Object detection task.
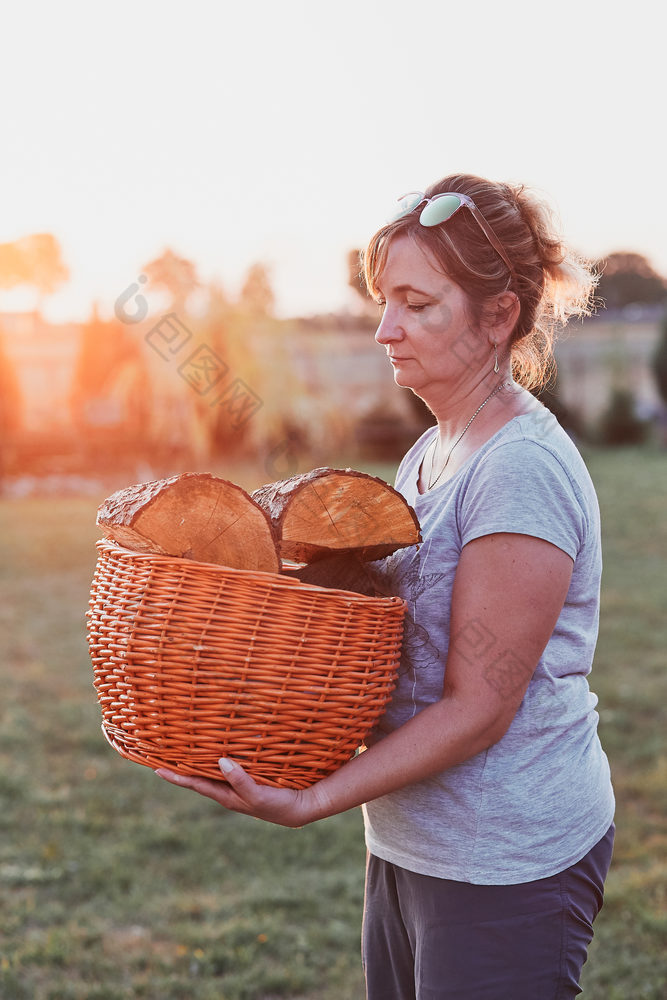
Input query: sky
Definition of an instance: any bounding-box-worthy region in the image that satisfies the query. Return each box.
[1,0,664,322]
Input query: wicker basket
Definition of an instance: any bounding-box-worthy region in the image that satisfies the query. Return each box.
[87,540,406,789]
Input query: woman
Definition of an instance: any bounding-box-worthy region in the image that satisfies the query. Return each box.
[157,173,615,999]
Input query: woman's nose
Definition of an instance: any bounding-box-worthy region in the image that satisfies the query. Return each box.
[375,309,403,346]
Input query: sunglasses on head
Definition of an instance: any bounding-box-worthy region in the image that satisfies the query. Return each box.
[390,190,516,284]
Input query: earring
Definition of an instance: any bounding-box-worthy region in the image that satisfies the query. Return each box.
[493,343,499,374]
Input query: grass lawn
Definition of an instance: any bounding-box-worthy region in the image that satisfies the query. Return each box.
[0,448,665,999]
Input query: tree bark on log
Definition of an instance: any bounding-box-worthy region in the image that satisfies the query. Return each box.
[252,467,421,564]
[97,473,281,573]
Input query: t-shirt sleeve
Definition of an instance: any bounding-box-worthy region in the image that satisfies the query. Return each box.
[458,438,587,560]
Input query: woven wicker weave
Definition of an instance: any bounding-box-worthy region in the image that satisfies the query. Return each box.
[87,540,406,789]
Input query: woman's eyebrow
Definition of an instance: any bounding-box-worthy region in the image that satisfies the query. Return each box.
[375,282,435,297]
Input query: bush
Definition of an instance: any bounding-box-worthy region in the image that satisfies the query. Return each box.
[532,370,586,441]
[652,314,667,407]
[597,387,649,445]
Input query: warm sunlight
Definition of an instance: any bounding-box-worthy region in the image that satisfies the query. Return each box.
[1,0,665,485]
[1,8,665,999]
[1,0,664,324]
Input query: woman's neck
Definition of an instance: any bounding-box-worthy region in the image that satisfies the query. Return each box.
[424,367,514,438]
[417,378,540,493]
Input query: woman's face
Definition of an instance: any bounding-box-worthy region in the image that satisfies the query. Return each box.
[374,234,488,402]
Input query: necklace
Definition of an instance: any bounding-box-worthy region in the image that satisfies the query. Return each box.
[427,380,510,490]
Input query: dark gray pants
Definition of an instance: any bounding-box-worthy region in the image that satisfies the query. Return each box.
[362,824,614,1000]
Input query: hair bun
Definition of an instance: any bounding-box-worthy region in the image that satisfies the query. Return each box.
[508,184,598,388]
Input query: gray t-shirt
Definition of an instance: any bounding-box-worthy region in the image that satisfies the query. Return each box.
[363,406,615,884]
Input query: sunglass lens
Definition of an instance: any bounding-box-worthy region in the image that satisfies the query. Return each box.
[419,194,463,228]
[389,191,424,222]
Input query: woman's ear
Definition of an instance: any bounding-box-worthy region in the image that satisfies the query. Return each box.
[484,292,520,348]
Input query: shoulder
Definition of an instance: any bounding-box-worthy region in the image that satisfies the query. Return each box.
[457,408,598,559]
[472,408,594,501]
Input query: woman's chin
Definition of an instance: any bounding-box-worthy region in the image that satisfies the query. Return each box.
[391,371,432,406]
[390,365,415,388]
[392,369,421,392]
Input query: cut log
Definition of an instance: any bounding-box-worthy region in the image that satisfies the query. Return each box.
[252,467,421,564]
[97,473,281,573]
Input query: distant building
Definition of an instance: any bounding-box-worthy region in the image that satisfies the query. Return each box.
[554,316,663,427]
[0,312,80,433]
[0,309,662,474]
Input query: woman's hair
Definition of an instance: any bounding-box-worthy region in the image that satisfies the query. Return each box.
[362,173,598,391]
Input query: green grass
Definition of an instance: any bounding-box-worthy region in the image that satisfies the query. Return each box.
[576,448,667,999]
[0,449,665,998]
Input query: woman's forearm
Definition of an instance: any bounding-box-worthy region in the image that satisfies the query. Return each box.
[156,684,511,830]
[305,691,503,823]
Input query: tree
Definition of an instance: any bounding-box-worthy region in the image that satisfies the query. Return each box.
[531,369,584,440]
[238,263,274,317]
[596,252,667,310]
[0,328,22,430]
[199,277,301,456]
[142,249,199,313]
[69,305,151,438]
[597,387,648,445]
[0,233,68,305]
[0,327,23,483]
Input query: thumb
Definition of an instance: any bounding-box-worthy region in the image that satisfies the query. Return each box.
[218,756,256,797]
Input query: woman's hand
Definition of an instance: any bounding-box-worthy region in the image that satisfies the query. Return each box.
[154,758,323,828]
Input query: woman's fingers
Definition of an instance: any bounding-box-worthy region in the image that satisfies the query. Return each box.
[154,759,315,828]
[154,766,248,809]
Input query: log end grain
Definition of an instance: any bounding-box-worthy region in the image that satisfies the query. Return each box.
[97,473,281,573]
[253,467,421,563]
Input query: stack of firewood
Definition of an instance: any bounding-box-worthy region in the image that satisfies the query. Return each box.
[97,468,421,595]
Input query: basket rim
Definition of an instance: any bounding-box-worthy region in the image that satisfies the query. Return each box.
[95,537,407,607]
